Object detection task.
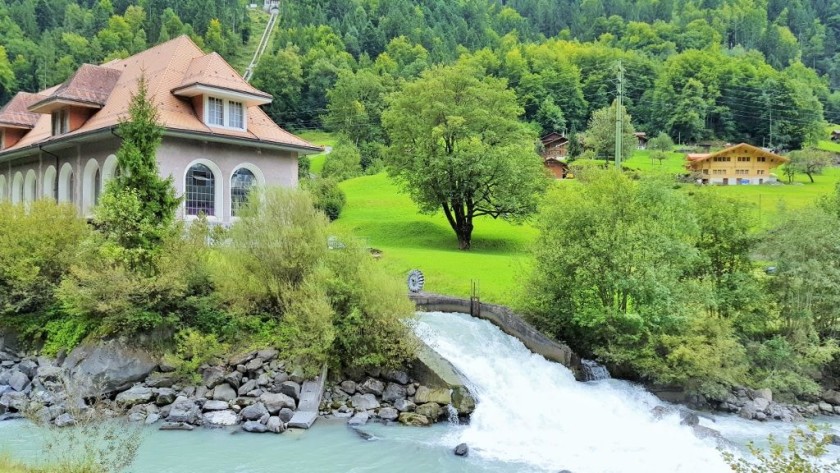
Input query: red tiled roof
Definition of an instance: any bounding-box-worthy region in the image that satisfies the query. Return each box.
[1,36,319,154]
[0,92,43,128]
[175,52,271,100]
[29,64,122,111]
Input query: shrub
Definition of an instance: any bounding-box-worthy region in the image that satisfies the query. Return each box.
[306,178,346,221]
[163,328,229,384]
[722,424,840,473]
[321,139,362,181]
[0,201,88,318]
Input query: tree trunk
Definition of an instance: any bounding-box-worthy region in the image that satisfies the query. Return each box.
[456,225,472,250]
[806,172,814,183]
[442,202,474,251]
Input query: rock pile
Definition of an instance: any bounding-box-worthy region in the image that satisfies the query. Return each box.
[710,387,804,422]
[320,369,475,427]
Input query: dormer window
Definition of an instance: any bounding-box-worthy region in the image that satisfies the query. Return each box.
[52,109,69,136]
[204,96,245,130]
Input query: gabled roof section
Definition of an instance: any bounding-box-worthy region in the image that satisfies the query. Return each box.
[0,35,320,157]
[0,92,42,129]
[172,52,272,105]
[686,143,789,163]
[29,64,122,113]
[541,131,568,145]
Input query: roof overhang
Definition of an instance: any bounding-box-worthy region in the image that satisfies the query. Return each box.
[28,97,103,114]
[0,121,34,130]
[171,83,272,107]
[164,128,322,154]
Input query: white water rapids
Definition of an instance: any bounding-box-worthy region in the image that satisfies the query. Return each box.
[413,311,734,473]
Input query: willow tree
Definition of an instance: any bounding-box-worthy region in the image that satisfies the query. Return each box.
[382,64,548,250]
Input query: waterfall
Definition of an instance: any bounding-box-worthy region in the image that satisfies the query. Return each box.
[580,359,611,381]
[414,312,732,473]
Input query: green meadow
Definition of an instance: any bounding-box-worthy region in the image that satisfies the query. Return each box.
[314,138,840,305]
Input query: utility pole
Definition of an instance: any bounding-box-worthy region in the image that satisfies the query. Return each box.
[769,107,773,150]
[614,61,624,169]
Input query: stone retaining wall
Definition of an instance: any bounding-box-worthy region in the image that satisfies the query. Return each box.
[409,293,581,378]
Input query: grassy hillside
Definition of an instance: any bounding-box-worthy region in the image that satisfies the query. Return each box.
[229,9,272,74]
[332,174,537,305]
[298,131,338,175]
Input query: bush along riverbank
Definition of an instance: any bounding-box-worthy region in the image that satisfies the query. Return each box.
[0,341,475,432]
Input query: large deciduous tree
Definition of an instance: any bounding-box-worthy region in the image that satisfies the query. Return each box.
[585,99,636,163]
[382,64,548,250]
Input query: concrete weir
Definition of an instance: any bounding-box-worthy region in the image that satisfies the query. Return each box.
[288,364,327,429]
[409,293,582,379]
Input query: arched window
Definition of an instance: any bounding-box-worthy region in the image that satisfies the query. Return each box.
[24,170,37,203]
[11,172,23,204]
[231,168,257,217]
[94,168,102,205]
[0,175,6,201]
[186,163,216,216]
[59,163,75,204]
[43,166,57,200]
[82,159,100,216]
[102,154,118,187]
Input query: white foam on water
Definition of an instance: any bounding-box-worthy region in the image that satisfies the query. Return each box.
[414,312,733,473]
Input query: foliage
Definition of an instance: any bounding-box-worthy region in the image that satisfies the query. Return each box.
[163,328,229,384]
[321,139,362,182]
[383,63,548,250]
[0,201,88,318]
[787,148,833,183]
[98,75,179,273]
[722,424,840,473]
[214,187,414,372]
[585,100,637,164]
[306,178,346,221]
[647,132,674,165]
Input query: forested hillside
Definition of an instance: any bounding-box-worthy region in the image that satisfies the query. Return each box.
[2,0,840,149]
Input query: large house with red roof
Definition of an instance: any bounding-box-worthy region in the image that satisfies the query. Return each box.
[0,36,320,224]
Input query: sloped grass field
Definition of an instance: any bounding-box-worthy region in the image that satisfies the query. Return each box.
[331,174,537,305]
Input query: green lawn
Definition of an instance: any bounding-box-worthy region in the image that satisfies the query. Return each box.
[297,131,338,175]
[321,133,840,305]
[332,174,537,305]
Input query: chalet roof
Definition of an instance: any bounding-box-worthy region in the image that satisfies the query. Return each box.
[541,131,568,145]
[0,35,319,156]
[685,143,789,163]
[634,132,647,138]
[29,64,122,112]
[0,92,42,129]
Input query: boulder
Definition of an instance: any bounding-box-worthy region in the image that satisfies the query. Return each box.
[819,401,834,413]
[256,348,278,363]
[828,434,840,446]
[224,371,243,390]
[0,391,27,411]
[394,399,416,412]
[753,398,770,412]
[347,412,369,426]
[398,412,430,427]
[273,372,290,385]
[115,386,154,408]
[228,352,256,367]
[382,383,407,403]
[378,407,399,421]
[17,359,38,379]
[679,411,700,427]
[237,380,257,396]
[159,422,194,431]
[241,402,269,421]
[266,416,285,433]
[202,410,239,426]
[202,367,226,389]
[739,402,758,420]
[144,413,160,425]
[383,370,410,385]
[822,390,840,406]
[155,388,177,406]
[202,400,230,411]
[358,378,385,397]
[257,373,272,387]
[8,371,29,392]
[242,420,268,433]
[54,413,76,427]
[278,407,294,424]
[279,381,301,400]
[64,339,158,396]
[145,372,176,388]
[213,384,237,402]
[167,399,200,424]
[752,388,773,402]
[339,380,356,395]
[414,386,451,405]
[415,402,443,421]
[454,443,469,457]
[351,393,380,411]
[259,392,296,414]
[451,387,475,415]
[692,425,723,441]
[245,358,263,373]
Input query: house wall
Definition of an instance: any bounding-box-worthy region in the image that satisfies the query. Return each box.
[689,148,785,185]
[0,135,298,225]
[544,161,567,179]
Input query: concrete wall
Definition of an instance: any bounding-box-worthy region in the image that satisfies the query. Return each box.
[409,293,582,379]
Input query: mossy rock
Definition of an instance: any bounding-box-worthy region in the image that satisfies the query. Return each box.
[398,412,431,427]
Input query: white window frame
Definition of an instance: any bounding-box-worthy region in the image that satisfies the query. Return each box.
[52,109,69,136]
[204,96,247,131]
[229,101,244,129]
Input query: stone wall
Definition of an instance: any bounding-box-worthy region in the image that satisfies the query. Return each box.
[409,293,582,378]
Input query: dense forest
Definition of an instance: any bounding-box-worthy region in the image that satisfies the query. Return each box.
[2,0,840,149]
